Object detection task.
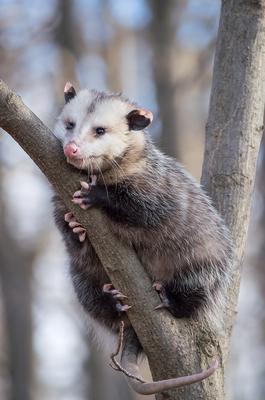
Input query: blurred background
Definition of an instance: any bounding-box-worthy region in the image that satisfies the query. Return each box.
[0,0,264,399]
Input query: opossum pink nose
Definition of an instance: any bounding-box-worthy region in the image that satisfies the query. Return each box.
[64,142,81,158]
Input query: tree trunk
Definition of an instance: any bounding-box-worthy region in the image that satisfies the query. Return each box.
[0,2,265,399]
[251,135,265,397]
[0,177,33,400]
[53,0,83,92]
[201,0,265,345]
[147,0,185,160]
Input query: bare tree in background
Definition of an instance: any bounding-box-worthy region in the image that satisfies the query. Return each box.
[148,0,215,165]
[100,0,124,93]
[53,0,83,89]
[0,163,33,400]
[252,135,265,398]
[147,0,186,160]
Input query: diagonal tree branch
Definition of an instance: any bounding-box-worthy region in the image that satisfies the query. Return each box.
[0,80,219,399]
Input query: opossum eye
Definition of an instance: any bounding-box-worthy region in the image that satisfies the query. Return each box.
[95,127,106,136]
[126,109,153,131]
[65,121,76,131]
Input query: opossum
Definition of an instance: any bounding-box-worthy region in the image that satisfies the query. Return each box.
[53,82,232,393]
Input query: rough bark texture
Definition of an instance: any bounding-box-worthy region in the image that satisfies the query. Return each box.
[0,2,265,398]
[202,0,265,343]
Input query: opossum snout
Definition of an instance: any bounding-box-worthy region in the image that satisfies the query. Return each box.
[64,141,81,159]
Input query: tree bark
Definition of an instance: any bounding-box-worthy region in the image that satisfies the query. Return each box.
[0,2,265,398]
[201,0,265,343]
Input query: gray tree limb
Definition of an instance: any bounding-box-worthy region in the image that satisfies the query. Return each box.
[202,0,265,346]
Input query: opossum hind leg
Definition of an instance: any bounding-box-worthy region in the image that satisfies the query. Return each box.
[153,281,207,318]
[103,283,132,312]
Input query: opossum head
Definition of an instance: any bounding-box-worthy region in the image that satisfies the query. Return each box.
[54,82,153,174]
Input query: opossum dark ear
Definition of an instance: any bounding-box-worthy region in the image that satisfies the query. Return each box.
[64,82,76,103]
[126,109,153,131]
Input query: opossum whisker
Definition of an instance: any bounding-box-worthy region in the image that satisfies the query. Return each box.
[111,157,130,185]
[88,157,94,178]
[110,156,125,174]
[81,158,86,174]
[102,156,119,191]
[94,157,109,203]
[86,157,92,180]
[110,160,119,192]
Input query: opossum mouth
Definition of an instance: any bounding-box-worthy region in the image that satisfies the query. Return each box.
[66,156,112,174]
[66,157,86,169]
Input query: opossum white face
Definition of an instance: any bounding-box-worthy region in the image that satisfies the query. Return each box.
[54,83,153,173]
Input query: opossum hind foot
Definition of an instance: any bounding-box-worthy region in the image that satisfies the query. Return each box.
[103,283,132,313]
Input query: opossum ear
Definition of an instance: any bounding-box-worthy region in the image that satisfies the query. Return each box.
[64,82,76,103]
[126,109,153,131]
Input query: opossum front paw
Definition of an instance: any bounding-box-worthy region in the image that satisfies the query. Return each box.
[72,175,97,210]
[64,212,87,242]
[153,282,170,310]
[103,283,132,313]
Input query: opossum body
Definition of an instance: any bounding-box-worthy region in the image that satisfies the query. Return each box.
[53,84,233,335]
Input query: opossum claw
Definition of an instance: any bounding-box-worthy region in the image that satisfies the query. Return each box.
[103,283,114,292]
[74,226,87,241]
[72,198,91,209]
[73,226,86,234]
[103,284,127,299]
[114,293,128,300]
[80,181,90,190]
[91,175,97,185]
[154,303,169,311]
[73,190,82,198]
[79,231,86,242]
[153,282,170,310]
[64,212,74,222]
[64,212,87,242]
[72,180,93,209]
[152,282,163,292]
[80,203,91,210]
[117,304,132,312]
[103,283,130,312]
[69,220,82,228]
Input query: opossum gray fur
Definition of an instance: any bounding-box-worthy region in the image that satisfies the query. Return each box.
[53,83,233,343]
